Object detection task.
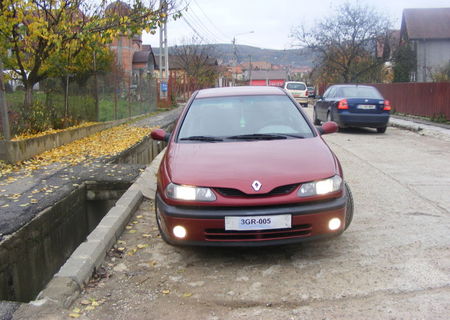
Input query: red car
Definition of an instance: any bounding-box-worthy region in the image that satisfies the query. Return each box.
[151,86,353,246]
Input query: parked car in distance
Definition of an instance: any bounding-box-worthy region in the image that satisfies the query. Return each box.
[313,84,391,133]
[284,81,309,107]
[307,86,316,98]
[151,86,354,247]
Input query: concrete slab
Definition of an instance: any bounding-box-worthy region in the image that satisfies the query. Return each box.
[131,148,165,200]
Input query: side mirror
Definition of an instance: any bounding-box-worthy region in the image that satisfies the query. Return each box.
[151,128,171,142]
[317,121,338,135]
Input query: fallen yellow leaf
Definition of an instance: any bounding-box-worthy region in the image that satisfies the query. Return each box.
[80,299,91,305]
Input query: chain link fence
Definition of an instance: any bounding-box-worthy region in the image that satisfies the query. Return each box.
[1,71,157,138]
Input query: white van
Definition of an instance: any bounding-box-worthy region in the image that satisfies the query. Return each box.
[284,81,308,107]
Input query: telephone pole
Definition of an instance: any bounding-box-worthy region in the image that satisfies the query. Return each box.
[159,0,169,100]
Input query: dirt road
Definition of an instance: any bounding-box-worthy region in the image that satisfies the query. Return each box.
[27,117,450,320]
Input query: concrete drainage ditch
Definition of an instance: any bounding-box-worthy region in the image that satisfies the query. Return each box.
[0,181,132,303]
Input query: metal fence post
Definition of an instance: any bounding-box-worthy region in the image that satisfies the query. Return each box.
[0,59,11,140]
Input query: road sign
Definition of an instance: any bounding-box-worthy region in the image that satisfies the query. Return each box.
[160,81,168,92]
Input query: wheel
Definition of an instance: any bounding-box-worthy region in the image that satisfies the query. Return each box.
[313,109,321,125]
[154,194,172,244]
[377,126,387,133]
[344,182,354,230]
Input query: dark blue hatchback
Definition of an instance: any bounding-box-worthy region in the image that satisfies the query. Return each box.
[313,85,391,133]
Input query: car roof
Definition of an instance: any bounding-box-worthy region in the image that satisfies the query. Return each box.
[330,84,375,89]
[285,81,306,84]
[195,86,285,98]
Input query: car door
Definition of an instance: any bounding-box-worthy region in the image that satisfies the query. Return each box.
[316,87,334,121]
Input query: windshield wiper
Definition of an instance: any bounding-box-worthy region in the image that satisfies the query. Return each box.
[277,133,305,139]
[179,135,223,142]
[226,133,288,140]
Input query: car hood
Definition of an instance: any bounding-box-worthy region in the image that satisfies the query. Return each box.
[164,138,338,195]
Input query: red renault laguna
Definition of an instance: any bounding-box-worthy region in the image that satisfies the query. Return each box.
[151,86,353,246]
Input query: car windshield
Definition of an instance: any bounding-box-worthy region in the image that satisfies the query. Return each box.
[286,83,306,90]
[177,95,314,141]
[337,86,383,99]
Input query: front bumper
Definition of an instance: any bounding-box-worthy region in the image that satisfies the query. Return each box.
[293,97,308,105]
[155,193,348,246]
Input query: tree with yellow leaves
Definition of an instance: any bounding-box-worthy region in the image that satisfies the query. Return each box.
[0,0,180,111]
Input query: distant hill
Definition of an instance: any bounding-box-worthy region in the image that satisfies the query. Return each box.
[152,43,315,68]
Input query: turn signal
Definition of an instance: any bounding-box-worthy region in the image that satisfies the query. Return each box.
[383,100,391,111]
[337,99,349,110]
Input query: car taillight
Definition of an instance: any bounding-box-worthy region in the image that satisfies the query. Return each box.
[383,100,391,111]
[305,90,308,96]
[337,99,349,110]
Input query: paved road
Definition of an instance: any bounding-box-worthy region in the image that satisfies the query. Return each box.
[29,111,450,320]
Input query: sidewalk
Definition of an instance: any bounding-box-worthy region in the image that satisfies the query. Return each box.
[389,114,450,141]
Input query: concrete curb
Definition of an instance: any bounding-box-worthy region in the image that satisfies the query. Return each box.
[388,118,423,132]
[27,150,165,310]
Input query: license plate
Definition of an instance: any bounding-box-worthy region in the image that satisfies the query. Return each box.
[357,104,376,110]
[225,214,291,231]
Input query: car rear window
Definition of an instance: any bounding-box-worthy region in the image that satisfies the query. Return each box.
[178,95,314,139]
[286,83,306,90]
[337,87,383,99]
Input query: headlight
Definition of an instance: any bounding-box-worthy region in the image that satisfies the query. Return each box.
[297,175,342,197]
[165,183,216,201]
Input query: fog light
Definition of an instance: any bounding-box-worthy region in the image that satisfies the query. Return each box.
[328,218,341,231]
[173,225,187,239]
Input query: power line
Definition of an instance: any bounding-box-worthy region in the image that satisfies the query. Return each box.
[182,11,216,43]
[180,14,211,43]
[191,0,231,41]
[182,1,226,44]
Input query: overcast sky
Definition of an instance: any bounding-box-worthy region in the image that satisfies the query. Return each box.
[142,0,450,50]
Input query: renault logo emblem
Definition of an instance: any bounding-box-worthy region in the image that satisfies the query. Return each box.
[252,180,262,191]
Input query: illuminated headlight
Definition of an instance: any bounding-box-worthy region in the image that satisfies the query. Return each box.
[298,175,342,197]
[165,183,216,201]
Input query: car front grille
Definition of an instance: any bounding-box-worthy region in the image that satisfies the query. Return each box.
[215,183,299,198]
[204,224,312,242]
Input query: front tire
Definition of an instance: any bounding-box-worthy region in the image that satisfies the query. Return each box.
[344,183,354,230]
[313,109,321,125]
[155,195,171,244]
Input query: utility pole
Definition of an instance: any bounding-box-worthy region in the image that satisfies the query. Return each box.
[93,51,99,121]
[159,0,169,100]
[0,58,11,140]
[249,55,252,84]
[231,31,254,86]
